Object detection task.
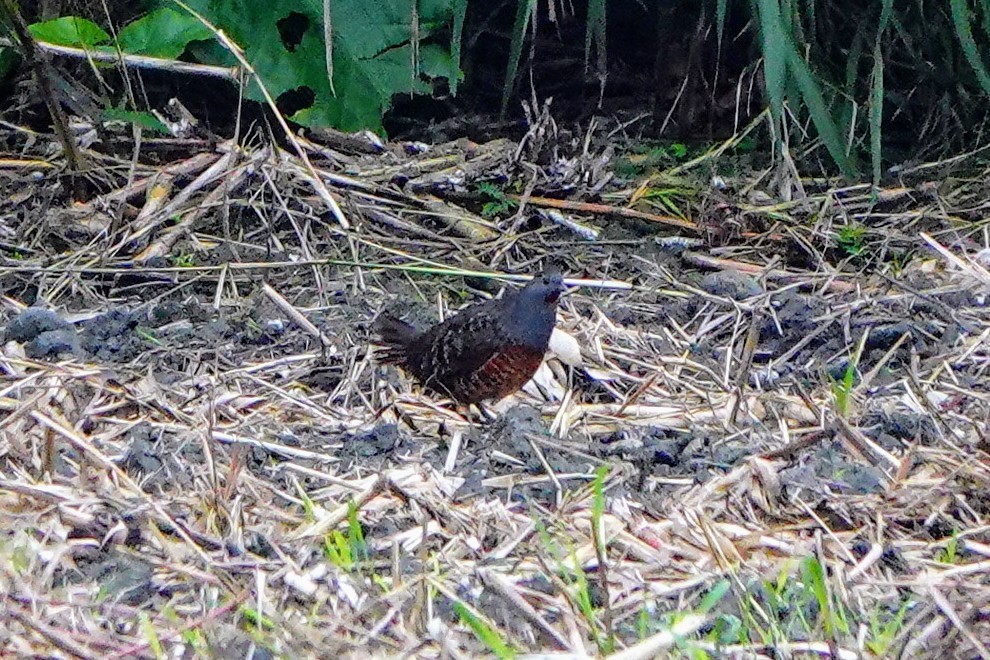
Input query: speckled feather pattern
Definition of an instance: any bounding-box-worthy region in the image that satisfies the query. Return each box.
[373,272,563,404]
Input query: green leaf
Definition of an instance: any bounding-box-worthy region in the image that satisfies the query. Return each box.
[450,0,468,95]
[800,556,827,605]
[951,0,990,98]
[137,612,163,658]
[755,0,787,142]
[501,0,536,115]
[716,0,728,48]
[591,464,608,527]
[176,0,459,133]
[585,0,606,73]
[755,0,857,176]
[981,0,990,43]
[239,605,276,629]
[786,46,856,175]
[800,554,839,635]
[697,579,731,613]
[102,107,171,134]
[28,17,110,47]
[117,8,213,58]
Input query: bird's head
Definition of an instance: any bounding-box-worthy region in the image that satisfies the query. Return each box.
[501,271,565,348]
[521,270,565,307]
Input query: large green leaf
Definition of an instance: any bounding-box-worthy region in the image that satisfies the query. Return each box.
[450,0,467,95]
[117,8,213,58]
[28,17,109,47]
[175,0,460,133]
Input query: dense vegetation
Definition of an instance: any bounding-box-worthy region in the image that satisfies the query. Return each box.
[5,0,990,180]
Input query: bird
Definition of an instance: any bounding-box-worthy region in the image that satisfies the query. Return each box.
[373,271,565,405]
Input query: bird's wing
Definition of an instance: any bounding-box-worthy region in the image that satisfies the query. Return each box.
[412,305,506,383]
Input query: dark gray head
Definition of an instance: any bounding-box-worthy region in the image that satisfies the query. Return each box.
[521,270,564,304]
[501,271,565,348]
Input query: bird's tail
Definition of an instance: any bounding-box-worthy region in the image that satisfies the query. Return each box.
[372,312,419,364]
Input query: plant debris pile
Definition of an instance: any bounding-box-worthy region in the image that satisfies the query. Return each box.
[1,116,990,657]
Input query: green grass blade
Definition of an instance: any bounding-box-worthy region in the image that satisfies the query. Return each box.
[453,601,515,659]
[981,0,990,42]
[346,500,367,563]
[870,0,893,186]
[697,579,731,613]
[138,612,165,659]
[756,0,857,175]
[805,0,816,43]
[843,29,865,133]
[585,0,606,74]
[591,464,607,528]
[501,0,536,116]
[784,41,857,175]
[754,0,788,146]
[800,555,831,634]
[950,0,990,97]
[716,0,728,47]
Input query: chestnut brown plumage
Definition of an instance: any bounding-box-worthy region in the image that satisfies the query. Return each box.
[373,272,564,404]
